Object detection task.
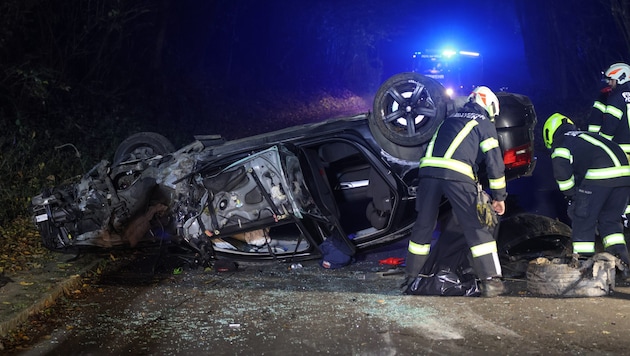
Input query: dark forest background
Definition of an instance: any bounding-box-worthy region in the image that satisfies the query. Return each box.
[1,0,629,224]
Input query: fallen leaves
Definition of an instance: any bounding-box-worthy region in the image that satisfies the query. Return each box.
[0,217,54,273]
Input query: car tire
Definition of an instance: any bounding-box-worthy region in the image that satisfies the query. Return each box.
[113,132,175,165]
[369,72,447,160]
[496,213,572,278]
[526,253,616,297]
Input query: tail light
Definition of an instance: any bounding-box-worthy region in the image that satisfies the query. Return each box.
[503,143,533,169]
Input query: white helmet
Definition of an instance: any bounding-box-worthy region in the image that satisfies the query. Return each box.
[468,86,500,117]
[605,63,630,85]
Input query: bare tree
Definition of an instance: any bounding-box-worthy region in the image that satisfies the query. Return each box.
[610,0,630,56]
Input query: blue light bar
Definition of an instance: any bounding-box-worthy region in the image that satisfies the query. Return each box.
[459,50,480,57]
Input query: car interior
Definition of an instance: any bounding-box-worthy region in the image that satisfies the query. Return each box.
[209,140,396,257]
[308,140,395,240]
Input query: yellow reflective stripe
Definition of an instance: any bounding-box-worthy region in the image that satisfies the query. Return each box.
[619,144,630,154]
[444,120,478,158]
[603,233,627,248]
[419,157,475,180]
[593,101,606,113]
[480,137,499,153]
[551,147,572,161]
[489,176,506,190]
[587,125,601,133]
[557,177,575,191]
[606,105,623,119]
[579,133,630,180]
[573,241,596,254]
[579,134,622,166]
[470,241,497,258]
[600,132,614,140]
[585,166,630,179]
[408,241,431,256]
[424,124,442,157]
[625,205,630,215]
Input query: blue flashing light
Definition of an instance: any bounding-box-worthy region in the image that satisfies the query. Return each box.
[411,46,484,97]
[459,50,480,57]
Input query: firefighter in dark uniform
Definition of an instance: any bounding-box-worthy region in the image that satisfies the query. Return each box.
[405,86,507,297]
[599,62,630,148]
[543,113,630,267]
[599,63,630,218]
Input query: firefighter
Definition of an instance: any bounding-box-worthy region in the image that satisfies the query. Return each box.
[598,62,630,219]
[543,113,630,268]
[405,86,507,298]
[599,62,630,146]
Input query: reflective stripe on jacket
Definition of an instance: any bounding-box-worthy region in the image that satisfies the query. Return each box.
[418,103,507,201]
[600,82,630,154]
[586,87,610,133]
[551,131,630,196]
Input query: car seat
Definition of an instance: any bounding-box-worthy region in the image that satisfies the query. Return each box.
[365,169,392,229]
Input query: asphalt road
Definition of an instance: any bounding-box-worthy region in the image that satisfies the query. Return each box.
[6,243,630,356]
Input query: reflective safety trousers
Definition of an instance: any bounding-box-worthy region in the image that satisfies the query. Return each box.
[569,184,630,265]
[405,177,502,280]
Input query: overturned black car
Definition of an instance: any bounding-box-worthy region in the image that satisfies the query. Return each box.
[31,72,571,275]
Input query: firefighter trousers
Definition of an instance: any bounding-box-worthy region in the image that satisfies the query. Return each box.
[569,184,630,265]
[406,177,502,279]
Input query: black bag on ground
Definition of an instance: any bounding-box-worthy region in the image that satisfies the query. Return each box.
[404,210,482,297]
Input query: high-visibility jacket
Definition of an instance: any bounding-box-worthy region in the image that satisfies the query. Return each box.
[600,82,630,153]
[418,103,507,201]
[551,131,630,197]
[586,86,611,133]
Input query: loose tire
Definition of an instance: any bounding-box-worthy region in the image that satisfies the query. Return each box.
[526,253,616,297]
[113,132,175,165]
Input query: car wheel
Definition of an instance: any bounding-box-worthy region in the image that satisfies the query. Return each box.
[113,132,175,165]
[369,72,447,160]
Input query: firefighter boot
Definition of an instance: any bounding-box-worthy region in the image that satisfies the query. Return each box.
[605,246,630,280]
[568,253,591,269]
[481,277,505,298]
[615,252,630,281]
